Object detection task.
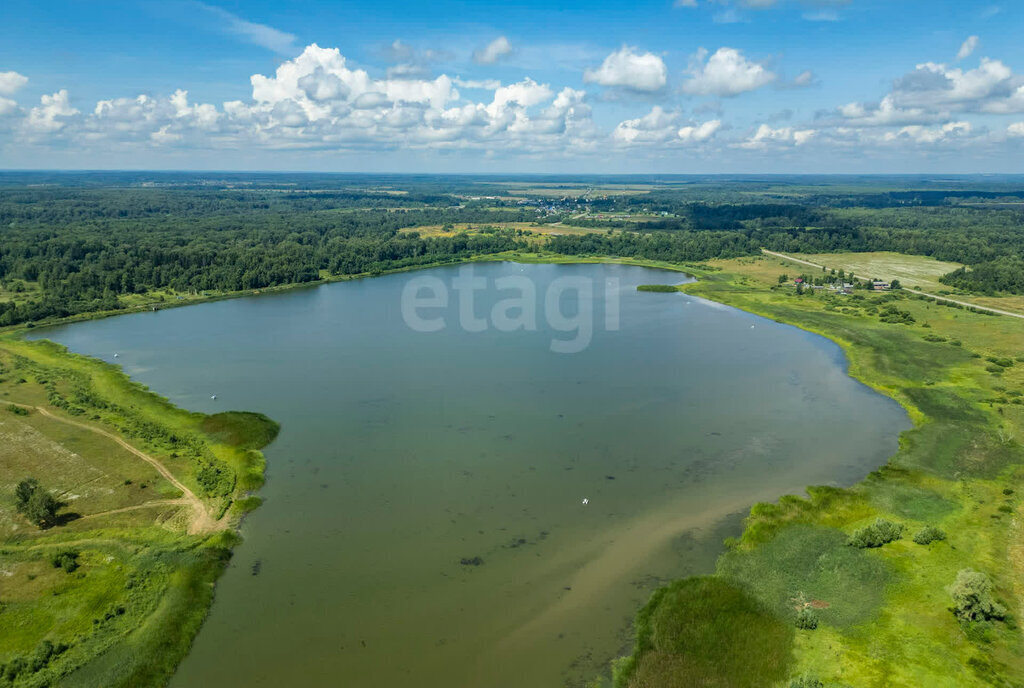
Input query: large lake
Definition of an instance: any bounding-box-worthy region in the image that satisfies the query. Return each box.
[34,262,909,687]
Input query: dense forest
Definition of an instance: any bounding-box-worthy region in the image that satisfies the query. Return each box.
[1,174,1023,327]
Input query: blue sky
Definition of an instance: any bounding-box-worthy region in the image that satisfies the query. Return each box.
[0,0,1022,172]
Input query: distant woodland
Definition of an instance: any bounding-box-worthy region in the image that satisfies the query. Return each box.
[2,174,1023,326]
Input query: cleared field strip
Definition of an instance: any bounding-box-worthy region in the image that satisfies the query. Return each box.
[762,249,1024,320]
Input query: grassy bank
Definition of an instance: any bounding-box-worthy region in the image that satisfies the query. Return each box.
[611,255,1024,687]
[0,335,278,687]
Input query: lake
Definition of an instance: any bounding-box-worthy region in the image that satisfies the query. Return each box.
[33,262,910,687]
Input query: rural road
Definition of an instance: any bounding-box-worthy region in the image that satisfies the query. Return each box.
[6,401,219,534]
[761,249,1024,320]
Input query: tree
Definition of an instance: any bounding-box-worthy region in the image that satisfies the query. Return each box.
[949,569,1006,623]
[14,478,60,528]
[890,279,902,290]
[14,478,39,510]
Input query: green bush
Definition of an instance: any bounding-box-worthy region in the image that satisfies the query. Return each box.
[912,526,947,545]
[949,569,1006,623]
[52,550,80,573]
[848,518,904,548]
[795,607,819,630]
[879,306,915,324]
[790,676,824,688]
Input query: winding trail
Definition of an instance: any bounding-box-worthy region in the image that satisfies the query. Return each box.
[5,401,220,534]
[761,249,1024,320]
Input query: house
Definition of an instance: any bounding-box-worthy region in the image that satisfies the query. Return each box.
[872,281,891,291]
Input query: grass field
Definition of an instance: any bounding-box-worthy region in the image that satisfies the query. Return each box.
[773,250,1024,317]
[791,251,964,292]
[608,253,1024,688]
[0,335,278,687]
[397,221,612,237]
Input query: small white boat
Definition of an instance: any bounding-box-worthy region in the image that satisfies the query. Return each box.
[113,353,119,358]
[581,498,589,505]
[211,395,217,400]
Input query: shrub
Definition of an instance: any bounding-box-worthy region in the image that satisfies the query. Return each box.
[51,550,80,573]
[848,519,904,548]
[6,404,29,415]
[879,306,915,324]
[795,608,819,630]
[790,677,824,688]
[912,526,947,545]
[2,656,26,681]
[949,569,1006,623]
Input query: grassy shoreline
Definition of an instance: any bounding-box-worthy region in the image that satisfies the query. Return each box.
[0,335,278,687]
[615,256,1024,687]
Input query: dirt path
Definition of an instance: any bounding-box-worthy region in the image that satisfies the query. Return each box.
[761,249,1024,320]
[6,401,222,534]
[77,499,190,521]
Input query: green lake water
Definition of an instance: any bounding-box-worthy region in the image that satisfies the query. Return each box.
[34,262,910,687]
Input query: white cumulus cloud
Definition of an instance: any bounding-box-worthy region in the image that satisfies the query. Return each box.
[584,46,668,92]
[678,119,722,142]
[737,124,815,148]
[682,47,776,97]
[0,71,29,96]
[884,121,972,144]
[27,90,80,134]
[613,107,721,145]
[889,58,1024,113]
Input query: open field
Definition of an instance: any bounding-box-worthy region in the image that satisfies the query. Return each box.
[792,251,964,292]
[765,250,1024,317]
[609,253,1024,688]
[397,221,612,237]
[0,336,278,687]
